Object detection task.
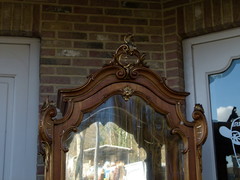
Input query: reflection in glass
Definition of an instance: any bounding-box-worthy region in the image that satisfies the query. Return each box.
[209,59,240,179]
[65,95,184,180]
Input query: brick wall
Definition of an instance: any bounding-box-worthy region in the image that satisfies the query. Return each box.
[0,0,240,179]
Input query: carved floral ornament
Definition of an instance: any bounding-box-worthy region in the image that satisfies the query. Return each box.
[39,34,208,180]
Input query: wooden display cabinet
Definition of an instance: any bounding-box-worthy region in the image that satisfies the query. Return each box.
[39,35,207,180]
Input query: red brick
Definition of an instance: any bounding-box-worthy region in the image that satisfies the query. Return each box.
[149,3,162,9]
[106,25,133,33]
[41,49,55,56]
[147,61,164,69]
[165,42,179,51]
[105,9,132,16]
[203,0,213,29]
[40,85,54,93]
[166,78,183,90]
[72,59,104,66]
[163,9,176,17]
[164,34,178,43]
[41,31,55,38]
[74,42,103,49]
[165,51,179,60]
[40,66,56,74]
[42,22,72,30]
[74,24,103,32]
[56,67,87,75]
[25,0,56,2]
[121,1,148,9]
[177,7,185,35]
[70,77,89,86]
[58,14,87,22]
[164,17,176,26]
[58,32,87,39]
[74,7,103,15]
[222,0,232,24]
[42,13,56,21]
[22,4,32,30]
[89,51,114,58]
[232,0,240,23]
[41,76,70,84]
[42,5,72,13]
[164,25,176,34]
[33,4,40,33]
[90,0,119,7]
[150,35,163,43]
[194,3,204,30]
[105,42,120,50]
[120,18,148,25]
[166,60,182,68]
[134,10,161,18]
[12,3,22,31]
[137,44,163,51]
[89,33,119,41]
[42,40,72,48]
[166,68,182,77]
[56,49,88,57]
[133,35,149,42]
[152,53,164,60]
[89,16,119,24]
[59,0,88,5]
[41,58,70,65]
[184,5,194,33]
[150,19,162,26]
[136,26,162,34]
[163,0,189,9]
[2,3,13,30]
[212,0,221,26]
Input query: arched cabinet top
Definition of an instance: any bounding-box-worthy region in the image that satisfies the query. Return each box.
[57,34,189,114]
[39,34,207,180]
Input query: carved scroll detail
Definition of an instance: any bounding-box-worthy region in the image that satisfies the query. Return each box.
[39,98,56,173]
[192,104,208,172]
[105,34,148,79]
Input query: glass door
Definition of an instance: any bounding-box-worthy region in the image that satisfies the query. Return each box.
[209,59,240,180]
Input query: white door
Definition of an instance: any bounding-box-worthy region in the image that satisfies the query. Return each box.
[0,37,40,180]
[183,28,240,180]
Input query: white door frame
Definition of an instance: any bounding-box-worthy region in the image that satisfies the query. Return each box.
[183,28,240,180]
[0,37,40,180]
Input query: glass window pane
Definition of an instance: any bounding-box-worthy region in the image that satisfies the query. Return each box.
[209,59,240,179]
[65,95,184,180]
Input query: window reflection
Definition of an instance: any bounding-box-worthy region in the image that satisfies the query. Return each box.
[65,95,184,180]
[209,59,240,179]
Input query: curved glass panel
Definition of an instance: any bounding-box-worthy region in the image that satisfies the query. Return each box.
[209,59,240,179]
[65,95,184,180]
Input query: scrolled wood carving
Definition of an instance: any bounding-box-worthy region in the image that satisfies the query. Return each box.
[39,98,56,172]
[105,34,148,79]
[192,104,208,173]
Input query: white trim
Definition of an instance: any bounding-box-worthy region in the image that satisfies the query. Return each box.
[0,37,40,180]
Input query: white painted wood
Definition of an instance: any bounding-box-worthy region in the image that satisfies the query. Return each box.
[0,77,14,180]
[183,28,240,180]
[0,37,40,180]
